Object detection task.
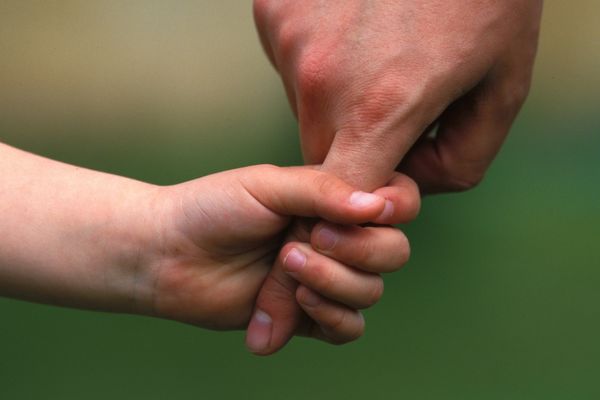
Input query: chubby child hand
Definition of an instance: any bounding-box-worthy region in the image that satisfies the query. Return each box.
[0,143,418,355]
[145,165,419,352]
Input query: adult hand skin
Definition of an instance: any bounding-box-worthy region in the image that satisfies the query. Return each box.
[254,0,543,192]
[249,0,542,355]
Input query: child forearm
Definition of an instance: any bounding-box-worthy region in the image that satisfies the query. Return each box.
[0,143,158,314]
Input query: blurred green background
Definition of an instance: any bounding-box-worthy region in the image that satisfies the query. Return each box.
[1,1,599,399]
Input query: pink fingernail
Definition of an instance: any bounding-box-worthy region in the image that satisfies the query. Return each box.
[246,309,272,354]
[316,227,338,250]
[283,248,307,272]
[379,200,394,221]
[350,191,381,209]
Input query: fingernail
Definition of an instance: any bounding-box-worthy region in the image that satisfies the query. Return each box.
[300,290,321,307]
[350,191,382,209]
[378,200,395,221]
[246,309,272,354]
[283,248,306,272]
[316,226,338,250]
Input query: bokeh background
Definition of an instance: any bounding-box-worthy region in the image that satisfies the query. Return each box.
[1,1,599,399]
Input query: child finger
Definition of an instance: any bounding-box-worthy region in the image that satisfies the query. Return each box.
[296,285,365,345]
[311,223,410,273]
[245,221,312,356]
[240,165,387,224]
[281,242,384,310]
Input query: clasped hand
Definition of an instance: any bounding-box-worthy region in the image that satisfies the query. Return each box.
[144,165,419,353]
[0,145,418,356]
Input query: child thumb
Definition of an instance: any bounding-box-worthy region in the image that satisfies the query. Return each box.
[245,220,313,355]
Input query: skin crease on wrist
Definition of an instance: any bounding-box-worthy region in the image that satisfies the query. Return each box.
[248,0,542,355]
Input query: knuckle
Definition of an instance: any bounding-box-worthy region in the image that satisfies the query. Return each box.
[276,21,301,63]
[296,49,336,101]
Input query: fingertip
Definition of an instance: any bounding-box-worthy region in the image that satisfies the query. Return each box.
[372,184,421,225]
[245,309,273,356]
[249,249,305,356]
[282,247,307,274]
[372,200,395,225]
[311,222,339,252]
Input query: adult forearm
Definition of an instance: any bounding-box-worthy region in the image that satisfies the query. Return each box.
[0,143,158,313]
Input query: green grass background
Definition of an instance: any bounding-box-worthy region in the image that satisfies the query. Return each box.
[1,2,599,399]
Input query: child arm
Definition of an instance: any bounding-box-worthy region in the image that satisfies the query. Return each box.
[0,142,158,313]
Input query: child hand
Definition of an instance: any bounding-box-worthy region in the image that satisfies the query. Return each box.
[141,165,418,349]
[0,142,418,353]
[246,173,420,354]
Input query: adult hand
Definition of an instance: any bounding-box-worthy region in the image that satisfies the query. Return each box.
[254,0,543,192]
[248,0,542,356]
